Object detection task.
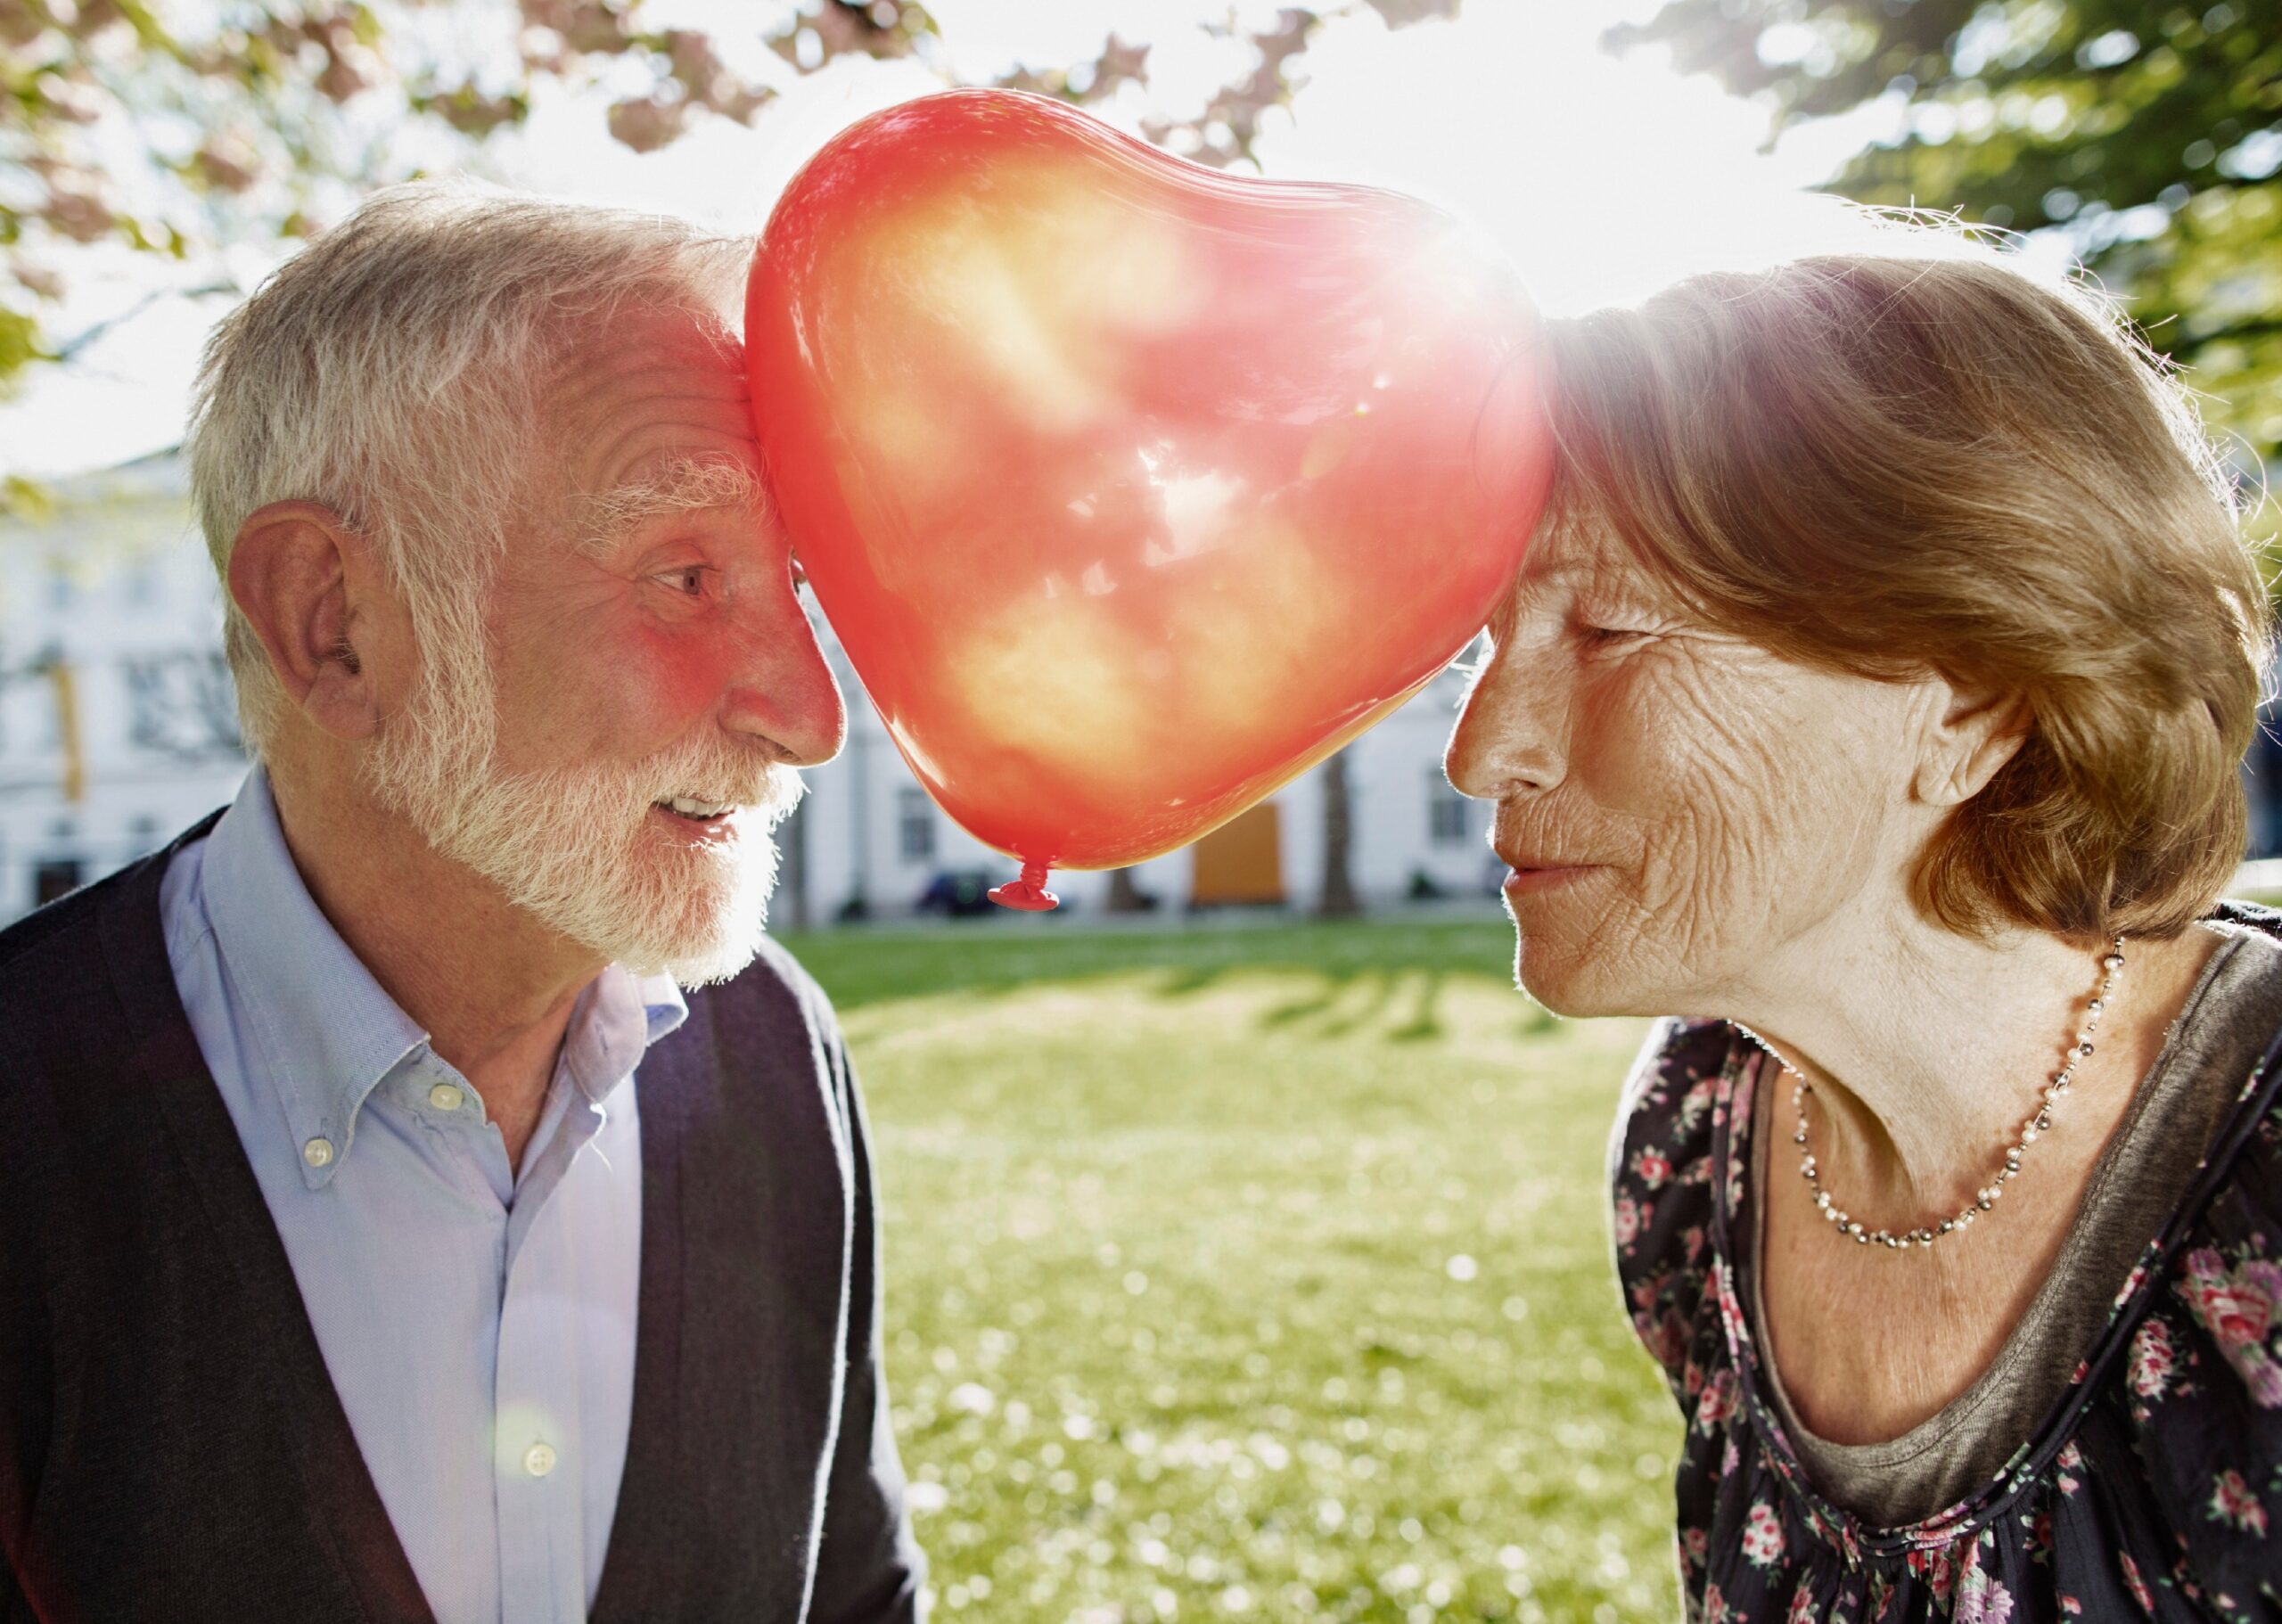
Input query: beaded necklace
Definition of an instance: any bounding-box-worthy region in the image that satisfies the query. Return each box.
[1768,938,2126,1251]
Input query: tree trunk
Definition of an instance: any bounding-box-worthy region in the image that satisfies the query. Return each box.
[1317,749,1360,918]
[1106,866,1150,913]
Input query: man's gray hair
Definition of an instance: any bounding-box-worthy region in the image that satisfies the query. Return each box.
[186,180,750,752]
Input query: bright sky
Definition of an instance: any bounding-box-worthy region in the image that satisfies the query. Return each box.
[0,0,1908,482]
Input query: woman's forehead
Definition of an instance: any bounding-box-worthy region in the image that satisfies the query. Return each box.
[1519,511,1666,598]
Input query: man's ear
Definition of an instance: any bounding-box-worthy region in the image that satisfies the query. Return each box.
[226,501,384,742]
[1913,676,2031,808]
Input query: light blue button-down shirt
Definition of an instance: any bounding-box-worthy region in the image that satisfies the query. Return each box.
[158,769,687,1624]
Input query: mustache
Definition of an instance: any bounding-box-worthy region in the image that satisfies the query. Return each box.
[642,740,804,819]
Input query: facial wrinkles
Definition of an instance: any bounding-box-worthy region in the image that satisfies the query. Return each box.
[603,505,810,726]
[1474,563,1651,997]
[1629,641,1776,903]
[363,603,802,986]
[579,393,760,496]
[353,314,815,987]
[1482,529,1906,1015]
[552,334,759,493]
[488,445,797,783]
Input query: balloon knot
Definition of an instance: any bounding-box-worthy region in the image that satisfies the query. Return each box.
[989,862,1061,912]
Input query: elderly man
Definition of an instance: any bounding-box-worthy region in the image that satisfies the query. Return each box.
[0,185,925,1623]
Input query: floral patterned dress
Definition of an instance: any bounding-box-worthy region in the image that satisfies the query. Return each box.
[1613,913,2282,1622]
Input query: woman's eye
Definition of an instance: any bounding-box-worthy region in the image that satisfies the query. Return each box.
[1581,624,1651,648]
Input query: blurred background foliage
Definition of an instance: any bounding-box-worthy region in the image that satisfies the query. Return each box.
[1612,0,2282,489]
[7,0,2275,503]
[0,0,1448,412]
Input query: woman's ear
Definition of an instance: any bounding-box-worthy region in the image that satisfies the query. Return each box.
[226,501,384,742]
[1913,677,2031,808]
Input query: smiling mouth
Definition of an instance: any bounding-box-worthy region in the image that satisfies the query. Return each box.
[653,796,735,824]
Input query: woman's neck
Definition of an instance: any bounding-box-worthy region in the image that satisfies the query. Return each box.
[1728,913,2225,1226]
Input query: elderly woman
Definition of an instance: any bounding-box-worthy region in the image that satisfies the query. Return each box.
[1446,248,2279,1615]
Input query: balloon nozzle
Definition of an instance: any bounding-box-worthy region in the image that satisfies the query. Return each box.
[989,862,1060,912]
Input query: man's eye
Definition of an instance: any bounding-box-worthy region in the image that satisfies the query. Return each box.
[658,566,708,596]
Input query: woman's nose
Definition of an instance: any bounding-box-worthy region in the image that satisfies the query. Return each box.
[1445,639,1569,802]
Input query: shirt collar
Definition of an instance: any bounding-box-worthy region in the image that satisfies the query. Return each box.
[201,770,426,1187]
[198,768,688,1189]
[563,964,687,1111]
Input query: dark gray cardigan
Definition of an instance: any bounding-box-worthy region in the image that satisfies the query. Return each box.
[0,816,926,1623]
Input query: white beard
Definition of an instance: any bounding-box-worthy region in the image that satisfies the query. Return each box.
[362,636,802,987]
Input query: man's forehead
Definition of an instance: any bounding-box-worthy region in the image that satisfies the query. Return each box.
[544,307,757,482]
[556,302,743,377]
[548,308,743,398]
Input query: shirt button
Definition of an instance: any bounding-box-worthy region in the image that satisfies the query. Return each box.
[429,1082,464,1112]
[302,1137,334,1169]
[523,1441,557,1479]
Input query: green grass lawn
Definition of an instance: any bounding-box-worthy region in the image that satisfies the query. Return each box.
[781,918,1682,1623]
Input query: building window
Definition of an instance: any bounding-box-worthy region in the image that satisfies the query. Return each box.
[33,858,82,908]
[898,787,937,862]
[123,651,245,761]
[1427,770,1470,847]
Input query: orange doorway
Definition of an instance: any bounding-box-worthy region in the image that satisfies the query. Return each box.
[1189,800,1285,906]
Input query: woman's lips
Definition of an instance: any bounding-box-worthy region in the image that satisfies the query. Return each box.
[1501,864,1600,894]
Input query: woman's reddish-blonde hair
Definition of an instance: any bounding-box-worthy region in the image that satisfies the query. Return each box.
[1543,247,2271,941]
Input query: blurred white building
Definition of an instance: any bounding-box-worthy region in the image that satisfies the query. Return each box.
[783,656,1493,926]
[0,451,248,919]
[0,450,1498,927]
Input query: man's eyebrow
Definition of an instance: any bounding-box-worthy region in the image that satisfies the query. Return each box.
[573,458,771,555]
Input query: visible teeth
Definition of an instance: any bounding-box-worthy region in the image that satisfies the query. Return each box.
[667,797,730,817]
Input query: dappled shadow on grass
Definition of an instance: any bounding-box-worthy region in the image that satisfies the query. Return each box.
[1260,969,1366,1030]
[780,916,1521,1011]
[1153,964,1227,998]
[1260,969,1471,1046]
[1389,971,1448,1044]
[1317,972,1403,1039]
[1515,1000,1557,1038]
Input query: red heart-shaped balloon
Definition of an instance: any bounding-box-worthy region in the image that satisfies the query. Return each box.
[748,89,1551,907]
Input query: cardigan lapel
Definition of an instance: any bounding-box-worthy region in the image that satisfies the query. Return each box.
[592,974,855,1622]
[589,993,692,1621]
[96,825,436,1624]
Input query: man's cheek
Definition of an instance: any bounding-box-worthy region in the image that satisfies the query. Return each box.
[648,654,740,744]
[595,631,727,746]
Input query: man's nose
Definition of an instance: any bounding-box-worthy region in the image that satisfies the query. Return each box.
[1445,636,1569,803]
[721,590,847,768]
